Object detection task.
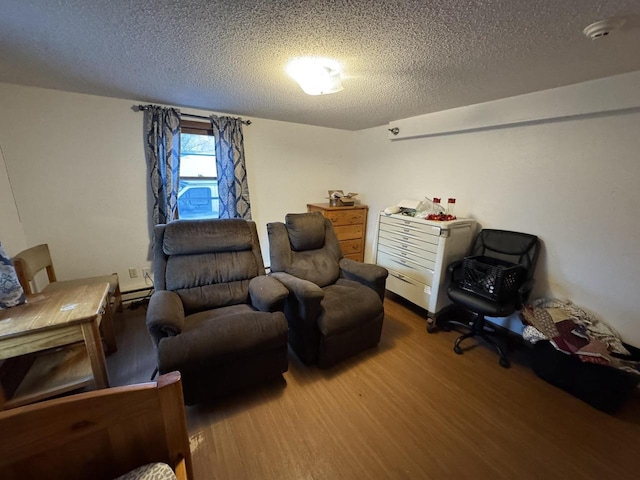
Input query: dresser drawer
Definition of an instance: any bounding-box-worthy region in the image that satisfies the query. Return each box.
[334,224,363,241]
[324,209,366,226]
[340,239,362,255]
[377,251,434,285]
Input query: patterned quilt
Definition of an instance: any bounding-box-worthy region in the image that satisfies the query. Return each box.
[520,299,639,375]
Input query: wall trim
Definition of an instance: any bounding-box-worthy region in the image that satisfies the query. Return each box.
[388,70,640,140]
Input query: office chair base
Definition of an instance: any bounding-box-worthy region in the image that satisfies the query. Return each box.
[451,316,511,368]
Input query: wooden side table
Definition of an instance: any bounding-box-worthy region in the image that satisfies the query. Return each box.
[0,283,111,409]
[307,203,368,262]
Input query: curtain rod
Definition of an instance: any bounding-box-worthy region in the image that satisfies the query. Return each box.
[135,104,252,125]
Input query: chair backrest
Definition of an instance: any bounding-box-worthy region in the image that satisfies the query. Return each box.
[267,212,343,287]
[154,219,266,313]
[470,229,540,280]
[12,244,57,295]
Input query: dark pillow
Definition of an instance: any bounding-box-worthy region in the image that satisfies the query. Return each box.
[285,213,326,251]
[0,242,26,309]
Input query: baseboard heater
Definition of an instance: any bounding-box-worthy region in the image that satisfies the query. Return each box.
[121,286,154,306]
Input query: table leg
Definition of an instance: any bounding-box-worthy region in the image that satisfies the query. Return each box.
[100,296,118,354]
[82,318,110,389]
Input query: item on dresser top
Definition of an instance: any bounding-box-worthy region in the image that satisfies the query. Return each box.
[373,212,476,329]
[327,190,358,207]
[384,205,401,215]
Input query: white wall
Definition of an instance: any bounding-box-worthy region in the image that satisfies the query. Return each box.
[0,144,26,254]
[351,77,640,346]
[0,83,351,291]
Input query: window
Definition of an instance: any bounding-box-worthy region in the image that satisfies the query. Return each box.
[178,120,219,219]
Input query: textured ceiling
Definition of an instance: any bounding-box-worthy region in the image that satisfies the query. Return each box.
[1,0,639,130]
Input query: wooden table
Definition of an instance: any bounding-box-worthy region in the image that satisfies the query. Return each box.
[0,283,110,409]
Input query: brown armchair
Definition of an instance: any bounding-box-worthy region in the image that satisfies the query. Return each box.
[146,219,289,404]
[267,212,388,368]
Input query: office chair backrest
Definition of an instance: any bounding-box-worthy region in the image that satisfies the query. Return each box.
[470,229,540,280]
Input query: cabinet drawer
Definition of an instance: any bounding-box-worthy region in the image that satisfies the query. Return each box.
[386,270,431,311]
[325,209,366,226]
[378,230,439,254]
[377,251,433,285]
[377,242,436,267]
[380,223,439,245]
[380,215,441,238]
[334,224,363,241]
[377,235,437,261]
[340,239,362,255]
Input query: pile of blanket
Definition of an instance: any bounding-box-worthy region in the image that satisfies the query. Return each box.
[520,298,639,375]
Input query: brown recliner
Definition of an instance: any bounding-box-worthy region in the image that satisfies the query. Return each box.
[267,212,388,368]
[146,218,289,404]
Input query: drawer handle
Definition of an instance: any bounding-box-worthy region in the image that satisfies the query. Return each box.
[392,273,412,284]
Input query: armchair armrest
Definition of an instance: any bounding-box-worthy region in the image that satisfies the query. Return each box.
[270,272,324,302]
[249,275,289,312]
[146,290,185,347]
[339,258,388,302]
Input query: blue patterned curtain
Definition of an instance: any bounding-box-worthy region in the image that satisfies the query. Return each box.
[144,106,181,224]
[210,115,252,219]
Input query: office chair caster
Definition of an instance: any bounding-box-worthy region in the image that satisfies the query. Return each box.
[426,318,437,333]
[499,357,510,368]
[453,344,463,355]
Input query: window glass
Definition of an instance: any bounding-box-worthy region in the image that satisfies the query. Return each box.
[178,122,218,219]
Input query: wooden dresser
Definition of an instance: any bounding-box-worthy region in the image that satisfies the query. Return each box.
[307,203,368,262]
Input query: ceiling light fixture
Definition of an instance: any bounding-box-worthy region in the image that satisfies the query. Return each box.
[286,57,343,95]
[583,17,626,40]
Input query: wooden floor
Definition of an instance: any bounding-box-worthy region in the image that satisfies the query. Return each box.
[107,296,640,480]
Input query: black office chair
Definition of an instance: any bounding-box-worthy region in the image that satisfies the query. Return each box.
[441,229,540,368]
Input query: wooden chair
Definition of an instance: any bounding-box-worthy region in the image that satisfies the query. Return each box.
[0,371,193,480]
[12,243,121,353]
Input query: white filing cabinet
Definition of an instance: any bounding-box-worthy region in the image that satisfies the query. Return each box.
[374,212,476,323]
